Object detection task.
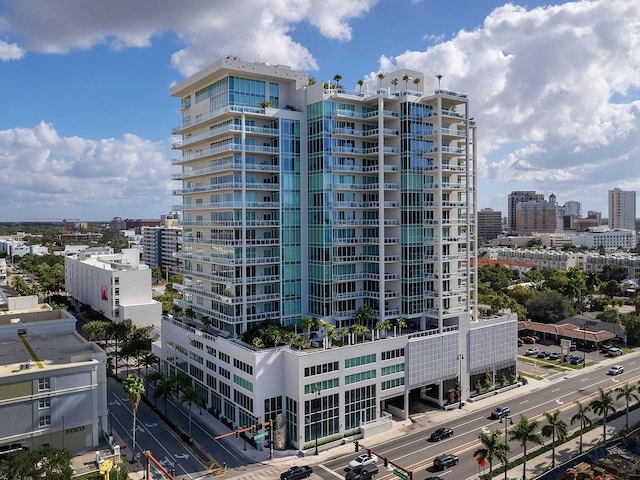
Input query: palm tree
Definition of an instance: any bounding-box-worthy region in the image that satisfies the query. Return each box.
[541,410,568,468]
[436,74,443,90]
[473,430,508,478]
[333,74,342,89]
[107,319,132,378]
[376,319,392,337]
[147,371,164,407]
[589,387,617,442]
[377,72,385,90]
[570,401,592,454]
[615,382,638,431]
[509,415,542,480]
[180,386,204,437]
[353,305,376,332]
[138,351,158,382]
[172,371,192,402]
[351,324,368,343]
[402,74,410,91]
[394,317,407,335]
[154,376,174,417]
[123,373,145,454]
[291,335,306,351]
[413,77,421,91]
[357,79,364,93]
[301,317,316,339]
[390,78,398,93]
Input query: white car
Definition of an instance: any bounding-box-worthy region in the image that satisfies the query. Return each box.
[525,347,539,356]
[608,365,624,375]
[348,453,378,470]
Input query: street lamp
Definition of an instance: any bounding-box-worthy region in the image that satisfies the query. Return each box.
[457,353,464,409]
[311,388,321,455]
[500,415,514,480]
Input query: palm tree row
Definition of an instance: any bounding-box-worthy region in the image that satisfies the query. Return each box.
[474,381,639,478]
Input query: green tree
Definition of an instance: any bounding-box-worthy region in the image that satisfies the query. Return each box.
[412,76,421,90]
[390,78,399,92]
[478,263,514,292]
[301,317,317,339]
[570,400,592,454]
[0,445,72,480]
[351,324,368,343]
[291,335,306,350]
[123,373,145,454]
[541,410,568,468]
[402,74,410,91]
[589,387,617,442]
[180,386,205,437]
[473,430,508,478]
[377,72,385,90]
[333,74,342,89]
[357,79,364,92]
[600,263,626,282]
[509,415,543,480]
[152,266,162,284]
[81,320,109,346]
[353,305,376,331]
[147,371,164,408]
[394,317,407,335]
[138,351,158,383]
[615,382,639,430]
[154,375,174,417]
[525,290,572,323]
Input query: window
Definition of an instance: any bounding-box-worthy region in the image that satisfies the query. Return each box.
[39,415,51,427]
[38,398,51,409]
[38,378,51,391]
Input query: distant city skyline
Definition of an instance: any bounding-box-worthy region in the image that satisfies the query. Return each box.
[1,0,640,220]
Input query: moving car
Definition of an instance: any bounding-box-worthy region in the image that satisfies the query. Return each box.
[429,427,453,442]
[348,453,378,470]
[525,347,539,356]
[608,365,624,375]
[490,406,511,419]
[280,466,313,480]
[433,453,459,470]
[345,464,378,480]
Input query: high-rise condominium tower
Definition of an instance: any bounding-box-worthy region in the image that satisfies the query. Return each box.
[608,187,636,231]
[170,57,477,336]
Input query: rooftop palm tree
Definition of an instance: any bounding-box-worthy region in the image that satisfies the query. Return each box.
[570,400,592,454]
[377,72,385,90]
[436,74,443,90]
[413,77,421,91]
[402,74,410,92]
[333,74,342,89]
[509,415,542,480]
[351,324,368,343]
[353,305,376,331]
[615,382,638,431]
[123,373,145,454]
[473,430,508,479]
[395,317,407,335]
[357,79,364,93]
[391,78,399,92]
[541,410,568,468]
[180,386,204,437]
[589,387,617,442]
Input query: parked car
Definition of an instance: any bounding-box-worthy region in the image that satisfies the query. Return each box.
[570,343,577,351]
[490,406,511,419]
[522,336,536,344]
[348,453,378,470]
[537,351,549,358]
[570,356,584,365]
[429,427,453,442]
[517,338,524,347]
[525,347,539,356]
[433,453,459,470]
[548,352,561,360]
[608,365,624,375]
[345,464,378,480]
[281,466,313,480]
[607,348,623,357]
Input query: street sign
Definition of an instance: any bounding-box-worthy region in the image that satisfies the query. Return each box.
[393,468,408,480]
[253,431,268,440]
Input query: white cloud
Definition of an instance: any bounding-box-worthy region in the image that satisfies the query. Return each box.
[0,122,174,220]
[0,39,24,60]
[384,0,640,208]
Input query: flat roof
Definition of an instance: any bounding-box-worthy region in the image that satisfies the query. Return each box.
[0,331,101,378]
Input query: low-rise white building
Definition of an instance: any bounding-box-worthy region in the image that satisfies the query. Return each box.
[157,312,517,451]
[65,248,162,327]
[0,297,109,454]
[572,227,637,252]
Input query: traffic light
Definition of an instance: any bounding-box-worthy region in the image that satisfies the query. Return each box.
[354,441,359,452]
[251,425,257,434]
[235,430,240,438]
[384,457,388,467]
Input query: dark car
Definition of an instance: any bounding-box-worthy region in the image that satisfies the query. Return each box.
[490,406,511,419]
[345,464,379,480]
[522,336,536,344]
[429,427,453,442]
[281,466,313,480]
[570,356,584,365]
[433,453,459,470]
[548,352,561,360]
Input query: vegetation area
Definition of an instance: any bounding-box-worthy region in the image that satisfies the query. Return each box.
[478,262,640,345]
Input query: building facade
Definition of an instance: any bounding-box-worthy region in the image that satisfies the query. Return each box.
[507,191,544,233]
[64,248,162,327]
[140,217,183,280]
[477,208,503,239]
[161,57,516,450]
[0,298,108,455]
[515,194,560,234]
[608,188,636,231]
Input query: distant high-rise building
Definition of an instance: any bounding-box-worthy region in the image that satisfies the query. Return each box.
[140,216,182,280]
[608,188,636,230]
[507,191,544,232]
[562,201,581,217]
[515,194,560,234]
[477,208,503,239]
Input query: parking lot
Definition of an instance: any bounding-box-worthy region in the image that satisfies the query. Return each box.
[517,337,624,375]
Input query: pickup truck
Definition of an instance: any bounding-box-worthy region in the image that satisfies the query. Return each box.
[280,466,313,480]
[345,464,379,480]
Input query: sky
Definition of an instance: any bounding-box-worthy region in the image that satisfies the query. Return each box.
[1,0,639,222]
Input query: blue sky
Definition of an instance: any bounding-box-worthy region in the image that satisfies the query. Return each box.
[1,0,639,221]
